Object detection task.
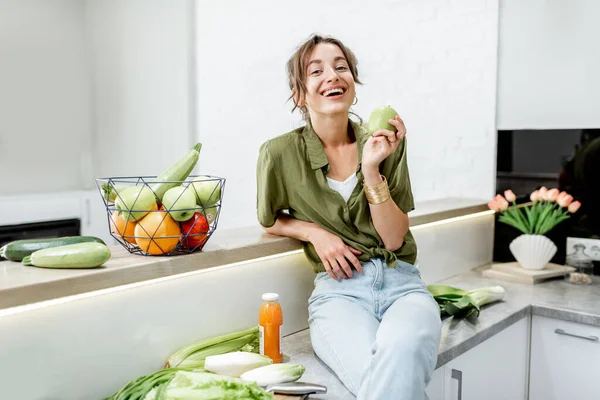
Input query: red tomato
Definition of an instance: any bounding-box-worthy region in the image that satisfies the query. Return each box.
[180,212,209,249]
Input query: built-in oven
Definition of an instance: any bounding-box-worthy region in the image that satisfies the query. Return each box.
[0,219,80,261]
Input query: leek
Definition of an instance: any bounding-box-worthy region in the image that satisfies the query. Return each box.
[166,326,259,369]
[241,363,306,387]
[427,284,505,318]
[204,352,272,377]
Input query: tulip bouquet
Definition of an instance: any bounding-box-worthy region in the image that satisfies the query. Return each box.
[488,187,582,270]
[488,187,581,236]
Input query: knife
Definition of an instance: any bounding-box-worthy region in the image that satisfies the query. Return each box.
[264,382,327,395]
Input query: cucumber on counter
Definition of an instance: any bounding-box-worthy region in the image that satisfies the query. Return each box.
[0,236,106,262]
[22,242,111,269]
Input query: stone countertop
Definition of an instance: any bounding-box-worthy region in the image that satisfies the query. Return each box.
[281,268,600,400]
[0,198,488,312]
[0,225,300,311]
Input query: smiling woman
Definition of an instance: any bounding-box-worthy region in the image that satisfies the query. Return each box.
[256,34,442,400]
[286,35,361,119]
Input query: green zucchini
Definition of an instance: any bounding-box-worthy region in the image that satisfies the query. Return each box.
[0,236,106,262]
[22,242,111,269]
[150,143,202,201]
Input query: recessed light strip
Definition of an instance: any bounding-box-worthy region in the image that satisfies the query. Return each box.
[0,249,304,318]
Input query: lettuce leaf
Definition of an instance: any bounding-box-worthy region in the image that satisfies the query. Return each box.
[144,371,273,400]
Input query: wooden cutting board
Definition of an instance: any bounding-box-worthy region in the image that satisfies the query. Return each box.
[482,262,575,284]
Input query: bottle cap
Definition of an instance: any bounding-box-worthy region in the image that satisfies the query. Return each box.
[262,293,279,301]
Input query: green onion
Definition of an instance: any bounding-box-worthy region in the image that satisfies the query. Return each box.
[105,367,190,400]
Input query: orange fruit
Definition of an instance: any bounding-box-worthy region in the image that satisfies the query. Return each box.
[111,203,158,245]
[134,209,181,255]
[110,212,137,244]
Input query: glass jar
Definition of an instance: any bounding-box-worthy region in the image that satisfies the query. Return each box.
[565,244,594,285]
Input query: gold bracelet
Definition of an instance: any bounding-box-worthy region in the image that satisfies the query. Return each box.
[364,175,391,205]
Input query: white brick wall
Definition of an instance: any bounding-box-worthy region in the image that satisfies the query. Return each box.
[196,0,499,229]
[0,1,499,230]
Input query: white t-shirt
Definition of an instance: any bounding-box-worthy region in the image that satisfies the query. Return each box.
[326,173,358,203]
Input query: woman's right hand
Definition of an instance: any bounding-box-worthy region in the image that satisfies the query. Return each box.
[308,227,364,280]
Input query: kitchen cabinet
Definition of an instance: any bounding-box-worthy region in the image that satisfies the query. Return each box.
[443,316,529,400]
[529,315,600,400]
[425,366,445,400]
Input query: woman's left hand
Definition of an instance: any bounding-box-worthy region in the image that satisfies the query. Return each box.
[362,115,406,169]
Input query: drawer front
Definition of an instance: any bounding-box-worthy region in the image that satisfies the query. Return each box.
[529,315,600,400]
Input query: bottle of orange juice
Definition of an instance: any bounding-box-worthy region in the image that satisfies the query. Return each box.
[259,292,283,363]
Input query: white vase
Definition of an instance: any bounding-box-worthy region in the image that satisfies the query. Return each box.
[509,234,557,270]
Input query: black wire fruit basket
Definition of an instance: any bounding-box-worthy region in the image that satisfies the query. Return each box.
[95,175,225,256]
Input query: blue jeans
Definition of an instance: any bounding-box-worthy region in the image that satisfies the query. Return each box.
[308,257,442,400]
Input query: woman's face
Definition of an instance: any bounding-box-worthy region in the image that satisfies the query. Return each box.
[301,43,355,118]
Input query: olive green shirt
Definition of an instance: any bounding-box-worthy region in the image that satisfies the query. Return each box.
[256,119,417,273]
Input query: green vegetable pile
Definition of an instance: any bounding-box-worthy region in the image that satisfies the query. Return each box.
[105,325,304,400]
[427,284,506,318]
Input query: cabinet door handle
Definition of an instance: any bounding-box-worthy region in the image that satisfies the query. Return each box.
[554,328,599,342]
[451,368,463,400]
[85,198,91,227]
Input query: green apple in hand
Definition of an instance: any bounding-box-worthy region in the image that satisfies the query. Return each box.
[191,176,221,207]
[115,186,156,221]
[367,106,398,135]
[162,186,197,222]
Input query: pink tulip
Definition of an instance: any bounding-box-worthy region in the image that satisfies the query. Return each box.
[488,200,501,212]
[504,190,516,202]
[557,191,568,202]
[547,188,559,202]
[530,190,539,202]
[558,194,573,208]
[497,197,509,211]
[568,201,581,213]
[538,186,549,201]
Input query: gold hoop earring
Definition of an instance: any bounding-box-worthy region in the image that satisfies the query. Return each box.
[299,106,308,115]
[353,96,358,106]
